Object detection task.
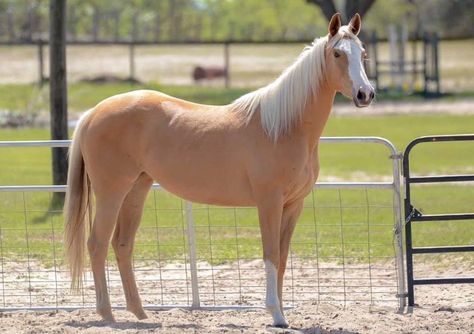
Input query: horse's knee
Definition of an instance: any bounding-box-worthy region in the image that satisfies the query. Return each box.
[87,237,108,260]
[112,239,133,262]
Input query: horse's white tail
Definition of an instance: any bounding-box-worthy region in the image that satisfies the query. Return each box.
[64,111,92,291]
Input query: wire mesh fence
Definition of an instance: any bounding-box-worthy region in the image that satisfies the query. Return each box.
[0,138,405,311]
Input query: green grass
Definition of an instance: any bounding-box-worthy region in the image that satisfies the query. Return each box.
[0,112,472,266]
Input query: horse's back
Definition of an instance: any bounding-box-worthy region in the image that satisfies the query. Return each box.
[79,89,256,206]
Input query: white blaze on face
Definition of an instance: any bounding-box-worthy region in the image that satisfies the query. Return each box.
[335,38,374,104]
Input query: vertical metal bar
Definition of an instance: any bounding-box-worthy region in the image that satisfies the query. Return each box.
[0,227,5,307]
[365,189,374,305]
[337,190,347,306]
[402,148,415,306]
[185,201,200,308]
[152,191,165,304]
[391,153,407,310]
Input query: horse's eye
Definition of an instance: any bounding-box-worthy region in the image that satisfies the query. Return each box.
[334,51,341,58]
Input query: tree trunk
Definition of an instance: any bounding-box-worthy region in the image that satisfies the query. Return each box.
[306,0,376,22]
[305,0,337,21]
[49,0,68,205]
[344,0,376,21]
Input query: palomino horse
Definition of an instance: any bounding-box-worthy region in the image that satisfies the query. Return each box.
[65,13,374,327]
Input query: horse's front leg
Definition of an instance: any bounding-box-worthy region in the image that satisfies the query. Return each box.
[256,191,288,328]
[278,199,304,311]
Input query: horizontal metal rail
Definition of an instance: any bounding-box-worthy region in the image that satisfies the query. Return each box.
[412,245,474,254]
[413,277,474,285]
[408,175,474,183]
[411,213,474,222]
[0,182,395,193]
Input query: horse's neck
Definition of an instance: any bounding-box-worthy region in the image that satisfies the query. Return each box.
[298,83,336,149]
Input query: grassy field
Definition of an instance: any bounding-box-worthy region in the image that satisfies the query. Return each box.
[4,82,474,119]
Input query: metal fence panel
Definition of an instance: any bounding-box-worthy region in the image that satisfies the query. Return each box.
[0,138,405,311]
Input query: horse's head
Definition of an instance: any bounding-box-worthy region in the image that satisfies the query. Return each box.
[325,13,375,108]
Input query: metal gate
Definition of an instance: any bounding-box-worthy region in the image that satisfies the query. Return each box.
[403,134,474,306]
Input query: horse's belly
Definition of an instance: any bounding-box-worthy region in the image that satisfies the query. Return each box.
[146,162,255,207]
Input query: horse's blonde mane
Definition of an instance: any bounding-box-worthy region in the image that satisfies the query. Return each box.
[231,27,359,142]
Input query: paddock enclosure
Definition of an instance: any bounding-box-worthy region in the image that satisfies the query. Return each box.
[0,137,406,312]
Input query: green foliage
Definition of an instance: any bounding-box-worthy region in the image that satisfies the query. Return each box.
[2,0,472,43]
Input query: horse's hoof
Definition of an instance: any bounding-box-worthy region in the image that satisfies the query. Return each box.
[97,309,115,322]
[272,317,289,328]
[130,308,148,320]
[273,322,289,329]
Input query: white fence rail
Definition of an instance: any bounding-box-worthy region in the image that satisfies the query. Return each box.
[0,137,405,311]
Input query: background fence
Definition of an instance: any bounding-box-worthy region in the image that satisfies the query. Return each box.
[0,137,405,311]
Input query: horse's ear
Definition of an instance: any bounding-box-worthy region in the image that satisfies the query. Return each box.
[328,13,342,37]
[349,13,361,36]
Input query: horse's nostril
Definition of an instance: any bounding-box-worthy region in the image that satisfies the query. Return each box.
[369,91,375,99]
[357,90,365,101]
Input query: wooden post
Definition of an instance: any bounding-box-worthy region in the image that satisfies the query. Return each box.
[92,6,100,41]
[224,42,230,88]
[129,12,138,81]
[49,0,68,204]
[411,31,417,92]
[129,42,135,81]
[38,39,45,86]
[6,6,15,42]
[433,33,440,96]
[422,32,428,95]
[371,31,379,89]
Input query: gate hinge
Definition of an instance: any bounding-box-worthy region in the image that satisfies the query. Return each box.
[396,293,408,298]
[405,205,422,223]
[389,152,403,160]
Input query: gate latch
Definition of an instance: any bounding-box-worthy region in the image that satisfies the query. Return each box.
[405,206,422,223]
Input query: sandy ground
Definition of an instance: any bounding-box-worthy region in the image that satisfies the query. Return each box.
[0,286,472,334]
[0,260,472,334]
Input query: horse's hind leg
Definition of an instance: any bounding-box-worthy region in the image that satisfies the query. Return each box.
[112,173,153,320]
[88,185,130,322]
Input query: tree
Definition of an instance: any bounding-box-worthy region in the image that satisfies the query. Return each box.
[49,0,68,205]
[306,0,376,22]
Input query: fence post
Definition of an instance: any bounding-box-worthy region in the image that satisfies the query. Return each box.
[390,152,406,310]
[38,39,45,86]
[422,32,428,95]
[224,42,230,88]
[370,31,379,88]
[185,201,200,308]
[49,0,68,204]
[432,33,440,96]
[129,42,135,81]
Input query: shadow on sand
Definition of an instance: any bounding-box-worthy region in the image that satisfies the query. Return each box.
[65,320,162,331]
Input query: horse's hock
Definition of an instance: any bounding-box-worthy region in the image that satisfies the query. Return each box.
[0,138,404,311]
